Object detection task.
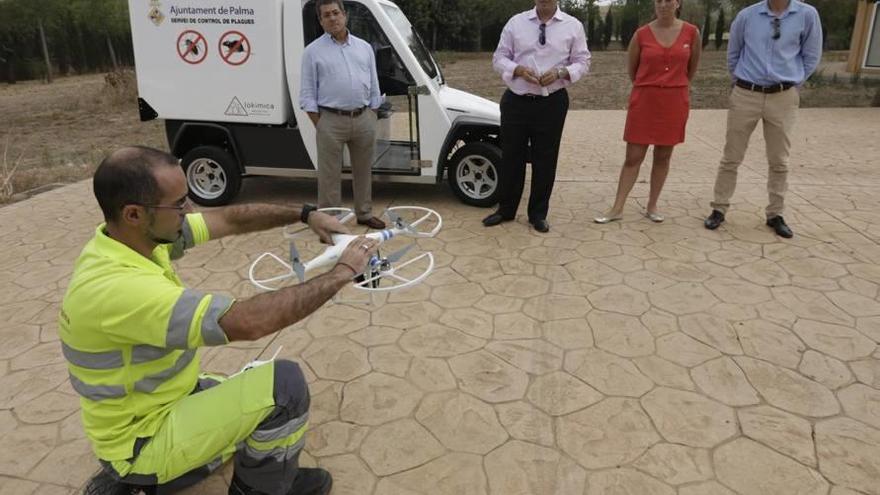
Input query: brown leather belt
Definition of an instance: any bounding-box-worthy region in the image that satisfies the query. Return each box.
[735,80,795,94]
[319,106,367,117]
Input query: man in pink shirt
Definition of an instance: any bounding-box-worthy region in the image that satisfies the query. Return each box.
[483,0,590,233]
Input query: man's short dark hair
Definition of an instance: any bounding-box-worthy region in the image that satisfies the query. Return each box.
[93,146,179,222]
[315,0,345,17]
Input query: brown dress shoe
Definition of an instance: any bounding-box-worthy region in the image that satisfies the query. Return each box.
[357,216,386,229]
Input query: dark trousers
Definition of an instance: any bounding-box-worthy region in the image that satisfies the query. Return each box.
[497,88,569,221]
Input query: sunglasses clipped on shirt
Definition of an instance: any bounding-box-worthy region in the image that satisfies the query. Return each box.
[771,17,781,40]
[539,23,546,45]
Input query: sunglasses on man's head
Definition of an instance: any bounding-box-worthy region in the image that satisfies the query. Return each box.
[539,23,546,45]
[772,18,781,40]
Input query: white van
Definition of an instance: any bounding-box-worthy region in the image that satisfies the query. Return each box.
[128,0,501,206]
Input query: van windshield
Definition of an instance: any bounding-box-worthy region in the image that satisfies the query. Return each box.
[381,4,442,83]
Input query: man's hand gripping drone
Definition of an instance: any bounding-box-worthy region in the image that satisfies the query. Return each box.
[248,207,442,292]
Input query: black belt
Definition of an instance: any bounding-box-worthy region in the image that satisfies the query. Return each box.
[512,88,566,99]
[735,80,794,94]
[319,106,367,117]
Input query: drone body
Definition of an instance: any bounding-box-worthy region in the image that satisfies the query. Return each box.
[299,228,403,279]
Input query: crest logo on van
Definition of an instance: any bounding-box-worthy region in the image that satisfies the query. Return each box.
[149,0,165,26]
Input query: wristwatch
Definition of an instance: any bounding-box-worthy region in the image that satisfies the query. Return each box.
[556,67,565,80]
[300,204,317,224]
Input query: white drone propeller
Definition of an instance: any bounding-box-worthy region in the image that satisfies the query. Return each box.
[248,206,442,293]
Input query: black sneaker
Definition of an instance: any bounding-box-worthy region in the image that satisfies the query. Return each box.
[83,469,143,495]
[229,469,332,495]
[766,215,793,238]
[704,210,725,230]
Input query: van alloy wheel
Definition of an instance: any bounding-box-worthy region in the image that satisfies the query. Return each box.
[187,158,227,200]
[181,145,242,206]
[448,142,502,207]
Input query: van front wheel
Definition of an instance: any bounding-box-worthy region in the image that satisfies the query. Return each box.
[181,146,242,206]
[448,142,501,207]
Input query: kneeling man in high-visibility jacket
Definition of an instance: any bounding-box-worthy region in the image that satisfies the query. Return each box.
[62,146,378,495]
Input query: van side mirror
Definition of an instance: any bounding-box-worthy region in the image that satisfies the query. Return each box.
[376,45,393,74]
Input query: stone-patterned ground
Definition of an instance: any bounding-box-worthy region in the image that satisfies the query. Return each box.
[1,109,879,495]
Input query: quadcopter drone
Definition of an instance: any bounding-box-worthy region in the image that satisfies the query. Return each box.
[248,206,442,293]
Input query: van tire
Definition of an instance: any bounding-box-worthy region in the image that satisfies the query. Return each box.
[447,142,501,207]
[181,146,242,206]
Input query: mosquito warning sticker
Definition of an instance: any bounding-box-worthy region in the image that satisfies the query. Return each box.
[219,31,251,66]
[225,97,248,116]
[177,30,207,64]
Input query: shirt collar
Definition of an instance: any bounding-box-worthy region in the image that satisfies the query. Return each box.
[92,224,166,274]
[528,7,563,23]
[323,30,351,46]
[759,0,801,16]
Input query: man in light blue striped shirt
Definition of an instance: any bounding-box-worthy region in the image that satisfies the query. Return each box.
[705,0,822,239]
[300,0,385,229]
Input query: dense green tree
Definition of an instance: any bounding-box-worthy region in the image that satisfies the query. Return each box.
[603,9,615,48]
[0,0,867,82]
[585,0,601,50]
[0,0,134,82]
[620,0,641,47]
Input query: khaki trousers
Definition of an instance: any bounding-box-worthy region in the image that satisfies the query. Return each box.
[711,85,800,219]
[315,110,377,220]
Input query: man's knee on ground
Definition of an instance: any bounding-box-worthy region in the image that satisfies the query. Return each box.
[272,359,310,418]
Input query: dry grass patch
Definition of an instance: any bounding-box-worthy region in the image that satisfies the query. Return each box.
[0,138,23,202]
[0,70,165,204]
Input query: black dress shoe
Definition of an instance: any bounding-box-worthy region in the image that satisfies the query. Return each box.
[482,212,512,227]
[530,219,550,233]
[767,215,794,238]
[704,210,725,230]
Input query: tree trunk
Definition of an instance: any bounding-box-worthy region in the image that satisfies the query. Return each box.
[107,35,119,71]
[1,48,15,84]
[38,19,53,83]
[474,19,482,52]
[76,24,89,72]
[0,36,15,84]
[702,10,712,48]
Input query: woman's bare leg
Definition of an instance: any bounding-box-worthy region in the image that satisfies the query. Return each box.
[647,145,674,214]
[606,143,650,215]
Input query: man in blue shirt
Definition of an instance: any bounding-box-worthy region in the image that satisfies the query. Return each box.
[300,0,385,229]
[704,0,822,238]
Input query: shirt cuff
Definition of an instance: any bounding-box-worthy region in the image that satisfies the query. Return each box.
[495,59,517,83]
[565,64,582,84]
[501,66,516,83]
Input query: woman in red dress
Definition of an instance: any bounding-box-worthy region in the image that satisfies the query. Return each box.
[595,0,701,224]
